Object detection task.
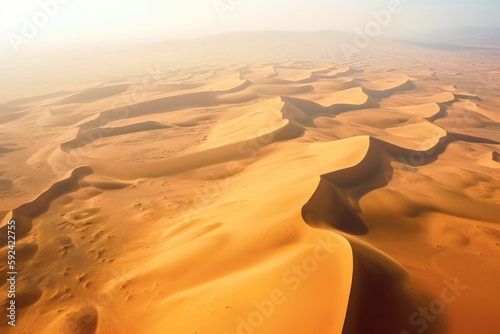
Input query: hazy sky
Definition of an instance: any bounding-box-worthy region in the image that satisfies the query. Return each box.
[0,0,498,57]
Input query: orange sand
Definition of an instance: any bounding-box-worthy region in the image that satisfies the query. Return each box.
[1,31,499,333]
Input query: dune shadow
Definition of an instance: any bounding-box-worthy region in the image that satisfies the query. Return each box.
[341,238,446,334]
[299,135,458,333]
[0,167,93,248]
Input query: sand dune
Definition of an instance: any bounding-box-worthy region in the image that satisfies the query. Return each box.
[393,102,444,120]
[76,84,253,132]
[0,167,93,248]
[359,75,415,98]
[312,87,371,108]
[280,87,378,121]
[55,84,131,105]
[384,121,449,150]
[387,91,457,106]
[50,117,304,180]
[314,67,354,79]
[1,31,500,334]
[61,121,173,151]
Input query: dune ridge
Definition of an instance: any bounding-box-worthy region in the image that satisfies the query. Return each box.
[0,167,93,248]
[51,119,304,180]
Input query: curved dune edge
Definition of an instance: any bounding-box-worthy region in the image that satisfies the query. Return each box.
[76,78,253,132]
[61,121,173,152]
[56,88,389,173]
[276,72,315,83]
[202,73,250,92]
[340,236,444,334]
[58,97,307,166]
[360,77,415,98]
[312,87,371,108]
[393,102,445,120]
[314,66,354,79]
[247,65,276,77]
[311,78,359,92]
[299,135,456,333]
[241,65,353,85]
[54,84,131,105]
[50,119,305,180]
[110,226,354,334]
[434,92,457,104]
[452,92,481,101]
[280,91,379,125]
[194,98,290,151]
[0,167,93,248]
[449,132,500,145]
[387,91,457,107]
[301,132,452,236]
[294,122,499,333]
[280,99,316,126]
[383,121,449,151]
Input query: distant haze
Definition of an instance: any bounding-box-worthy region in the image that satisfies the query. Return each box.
[0,0,498,59]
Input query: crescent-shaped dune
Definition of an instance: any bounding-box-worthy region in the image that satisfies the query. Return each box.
[274,69,314,82]
[313,87,371,108]
[314,66,353,79]
[384,121,449,151]
[393,102,444,120]
[360,75,415,98]
[280,87,379,119]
